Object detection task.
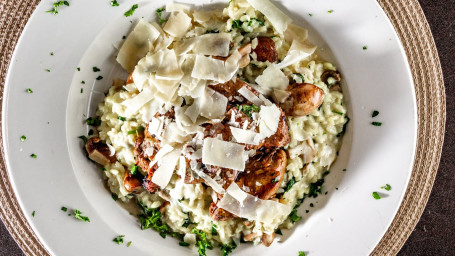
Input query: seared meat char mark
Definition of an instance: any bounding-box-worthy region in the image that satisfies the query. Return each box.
[252,37,278,63]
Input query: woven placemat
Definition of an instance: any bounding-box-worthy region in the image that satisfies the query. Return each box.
[0,0,445,255]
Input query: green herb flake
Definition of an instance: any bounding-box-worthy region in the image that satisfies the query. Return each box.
[299,252,306,256]
[372,110,379,117]
[192,228,213,256]
[332,110,344,115]
[211,223,218,235]
[74,209,90,222]
[122,35,126,39]
[118,116,127,121]
[80,88,83,93]
[46,1,70,15]
[275,229,283,235]
[285,177,296,192]
[221,242,237,256]
[92,66,101,72]
[381,184,391,191]
[363,45,368,50]
[45,69,50,72]
[77,67,81,71]
[124,4,139,17]
[232,19,243,29]
[113,235,125,245]
[156,8,167,24]
[127,241,132,247]
[328,10,334,13]
[111,193,119,201]
[179,241,190,247]
[86,117,101,126]
[20,135,27,142]
[238,104,260,118]
[50,52,54,56]
[127,126,145,135]
[372,191,381,200]
[96,76,103,80]
[26,88,33,93]
[32,211,36,217]
[30,154,37,158]
[271,177,280,183]
[138,202,170,238]
[342,168,346,172]
[248,18,264,26]
[308,13,313,17]
[111,0,119,7]
[289,209,302,223]
[78,135,88,144]
[371,122,382,126]
[61,206,68,212]
[130,165,138,175]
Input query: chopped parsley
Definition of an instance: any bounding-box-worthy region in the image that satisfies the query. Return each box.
[299,252,306,256]
[30,154,37,158]
[96,76,103,80]
[78,135,88,144]
[363,45,368,50]
[111,193,119,201]
[192,228,213,256]
[328,10,334,13]
[285,177,296,192]
[61,206,68,212]
[81,81,85,84]
[371,122,382,126]
[32,211,35,217]
[297,73,305,82]
[80,88,83,93]
[221,242,237,256]
[20,135,26,142]
[332,110,344,115]
[117,116,127,121]
[342,168,347,172]
[372,192,381,200]
[179,241,190,247]
[45,69,50,72]
[50,52,54,56]
[156,8,167,24]
[248,18,264,26]
[232,19,243,30]
[130,165,138,175]
[111,0,119,7]
[211,223,218,235]
[182,214,197,228]
[26,88,33,93]
[381,184,392,191]
[86,117,101,126]
[113,235,124,245]
[127,241,132,247]
[289,209,302,223]
[275,229,283,235]
[74,209,90,222]
[308,13,313,17]
[127,126,145,135]
[92,66,101,72]
[46,1,69,15]
[238,104,260,118]
[124,4,138,17]
[77,67,80,71]
[308,178,324,198]
[372,110,379,117]
[138,202,170,238]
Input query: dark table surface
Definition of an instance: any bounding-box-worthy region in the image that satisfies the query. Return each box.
[1,1,454,255]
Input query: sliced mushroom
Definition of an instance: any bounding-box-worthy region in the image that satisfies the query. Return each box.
[85,137,117,166]
[261,232,275,247]
[252,37,278,63]
[123,170,142,193]
[280,83,324,116]
[321,70,342,91]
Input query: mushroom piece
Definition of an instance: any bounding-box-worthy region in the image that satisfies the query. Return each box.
[238,43,252,68]
[321,70,342,91]
[261,232,275,247]
[243,232,259,242]
[123,170,142,193]
[252,37,278,63]
[85,137,117,166]
[280,83,324,117]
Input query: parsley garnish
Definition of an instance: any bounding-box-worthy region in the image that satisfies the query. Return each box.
[299,252,306,256]
[61,206,67,212]
[111,0,119,7]
[80,88,83,93]
[275,229,283,235]
[221,242,237,256]
[113,235,124,244]
[308,13,313,17]
[211,223,218,235]
[371,122,382,126]
[30,154,37,158]
[77,67,80,71]
[156,8,167,24]
[372,110,379,117]
[179,241,190,247]
[86,117,101,126]
[92,67,100,72]
[138,202,170,238]
[78,135,88,144]
[285,177,296,192]
[328,10,334,13]
[81,81,85,84]
[130,165,138,175]
[32,211,36,217]
[50,52,54,56]
[248,18,264,26]
[118,116,127,121]
[232,20,243,30]
[192,228,213,256]
[20,135,26,142]
[372,192,381,200]
[45,69,50,72]
[124,4,138,17]
[333,110,344,115]
[381,184,391,191]
[96,76,103,80]
[289,209,302,223]
[127,241,132,247]
[111,193,119,201]
[46,1,70,15]
[238,105,260,118]
[127,126,145,135]
[74,209,90,222]
[308,178,324,198]
[363,45,368,50]
[26,88,33,93]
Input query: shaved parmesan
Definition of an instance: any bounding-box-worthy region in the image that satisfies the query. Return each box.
[237,86,263,106]
[230,127,262,145]
[259,104,281,137]
[288,138,316,163]
[148,144,174,169]
[272,89,291,103]
[152,147,181,188]
[218,183,292,223]
[122,87,155,117]
[192,167,226,194]
[117,19,160,73]
[284,23,308,42]
[276,40,316,69]
[191,54,240,83]
[149,76,180,101]
[185,88,228,122]
[202,138,245,171]
[163,11,192,38]
[165,3,190,13]
[246,0,292,34]
[162,122,191,145]
[148,117,164,137]
[255,65,289,95]
[192,33,231,57]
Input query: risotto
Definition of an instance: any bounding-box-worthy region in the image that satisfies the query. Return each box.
[83,0,348,255]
